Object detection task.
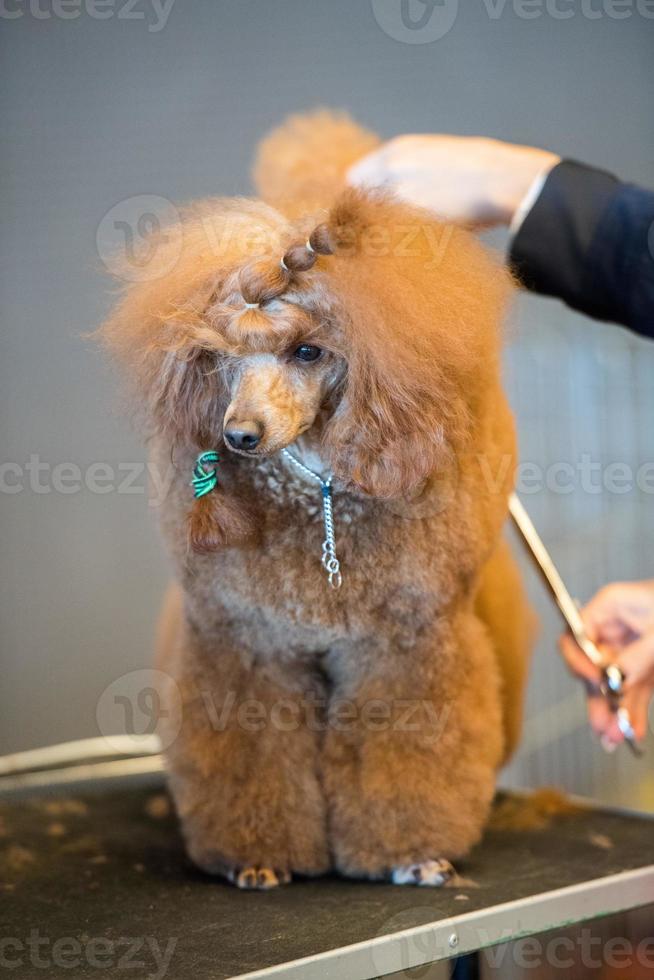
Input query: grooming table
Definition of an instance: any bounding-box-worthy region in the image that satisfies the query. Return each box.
[1,774,653,980]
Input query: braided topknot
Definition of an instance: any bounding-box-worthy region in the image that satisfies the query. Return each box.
[231,222,336,322]
[281,223,335,274]
[228,191,388,352]
[274,192,381,287]
[254,195,377,308]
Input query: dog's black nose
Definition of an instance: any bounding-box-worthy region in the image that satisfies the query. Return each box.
[224,420,263,452]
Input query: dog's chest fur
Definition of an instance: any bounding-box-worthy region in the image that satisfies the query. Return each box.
[154,441,457,666]
[250,452,366,526]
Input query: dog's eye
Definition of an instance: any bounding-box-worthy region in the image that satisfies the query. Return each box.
[293,344,322,363]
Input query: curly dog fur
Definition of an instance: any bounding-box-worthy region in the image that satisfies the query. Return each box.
[101,110,534,889]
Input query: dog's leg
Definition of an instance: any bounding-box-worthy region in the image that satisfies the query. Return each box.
[162,632,330,889]
[323,606,504,885]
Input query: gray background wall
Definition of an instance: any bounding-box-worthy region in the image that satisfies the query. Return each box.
[1,0,653,807]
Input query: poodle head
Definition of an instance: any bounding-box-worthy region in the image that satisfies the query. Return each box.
[100,189,511,547]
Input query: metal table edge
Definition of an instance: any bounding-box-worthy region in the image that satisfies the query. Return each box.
[232,865,654,980]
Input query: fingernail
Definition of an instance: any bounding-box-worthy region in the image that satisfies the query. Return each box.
[617,707,637,742]
[601,735,617,754]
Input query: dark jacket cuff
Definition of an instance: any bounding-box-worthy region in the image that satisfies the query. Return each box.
[509,159,654,337]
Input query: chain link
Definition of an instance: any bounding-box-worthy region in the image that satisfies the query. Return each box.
[281,449,343,590]
[320,481,342,589]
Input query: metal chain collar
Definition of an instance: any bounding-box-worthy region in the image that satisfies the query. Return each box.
[281,448,343,590]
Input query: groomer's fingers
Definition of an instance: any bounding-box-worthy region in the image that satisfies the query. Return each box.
[600,685,652,749]
[582,581,654,647]
[587,695,613,739]
[348,147,503,225]
[579,669,651,750]
[602,712,624,748]
[626,686,652,743]
[347,147,387,187]
[348,135,560,227]
[559,633,603,685]
[617,632,654,689]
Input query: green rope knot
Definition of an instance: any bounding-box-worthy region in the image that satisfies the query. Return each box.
[192,451,220,498]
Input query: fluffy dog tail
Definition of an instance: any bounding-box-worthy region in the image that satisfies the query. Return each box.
[252,109,380,218]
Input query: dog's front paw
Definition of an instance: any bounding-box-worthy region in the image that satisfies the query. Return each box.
[391,858,455,887]
[227,865,292,890]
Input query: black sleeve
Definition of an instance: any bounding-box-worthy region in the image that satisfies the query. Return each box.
[509,159,654,338]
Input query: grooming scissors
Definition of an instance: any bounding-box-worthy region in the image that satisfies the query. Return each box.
[509,492,642,757]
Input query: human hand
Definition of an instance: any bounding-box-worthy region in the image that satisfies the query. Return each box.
[347,135,560,228]
[559,580,654,749]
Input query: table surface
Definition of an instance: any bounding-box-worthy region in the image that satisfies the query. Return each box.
[2,776,654,980]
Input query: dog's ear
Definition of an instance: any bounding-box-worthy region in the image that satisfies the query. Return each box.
[104,317,258,550]
[98,198,294,441]
[97,200,289,548]
[320,190,513,498]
